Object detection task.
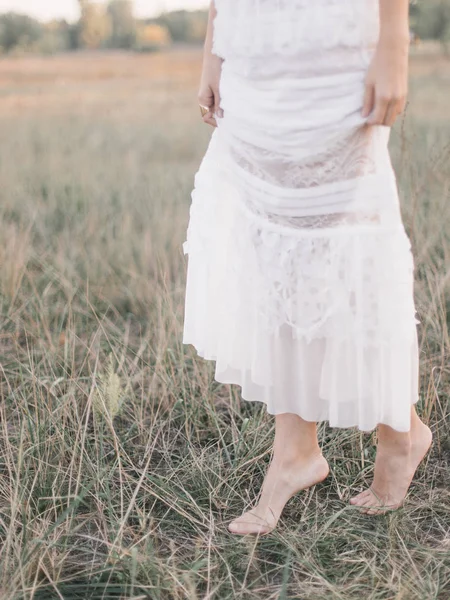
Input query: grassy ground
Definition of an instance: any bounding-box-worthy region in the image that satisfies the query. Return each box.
[0,47,449,599]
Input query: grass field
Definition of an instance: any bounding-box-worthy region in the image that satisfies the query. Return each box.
[0,47,449,599]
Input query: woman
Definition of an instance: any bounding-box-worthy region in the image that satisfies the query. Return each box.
[182,0,433,535]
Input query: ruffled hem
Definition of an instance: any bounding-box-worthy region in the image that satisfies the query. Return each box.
[183,336,420,433]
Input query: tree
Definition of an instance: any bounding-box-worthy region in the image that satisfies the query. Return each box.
[39,19,72,54]
[77,0,111,49]
[107,0,136,49]
[136,23,171,51]
[187,12,208,43]
[0,12,42,53]
[156,10,208,43]
[410,0,450,50]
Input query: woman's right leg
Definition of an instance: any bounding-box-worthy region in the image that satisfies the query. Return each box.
[350,405,432,513]
[228,413,329,535]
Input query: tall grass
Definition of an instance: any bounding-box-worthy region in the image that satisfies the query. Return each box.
[0,48,448,599]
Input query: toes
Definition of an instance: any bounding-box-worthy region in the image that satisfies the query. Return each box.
[228,517,272,536]
[228,519,246,533]
[365,505,387,516]
[359,495,380,513]
[228,520,239,533]
[350,489,382,514]
[354,499,371,513]
[358,496,373,507]
[354,491,397,516]
[228,521,245,534]
[364,501,401,516]
[228,520,270,535]
[350,489,372,505]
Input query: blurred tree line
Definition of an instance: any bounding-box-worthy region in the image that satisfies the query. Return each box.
[0,0,448,55]
[0,0,209,54]
[410,0,450,47]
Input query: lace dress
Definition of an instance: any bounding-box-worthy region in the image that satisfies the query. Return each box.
[182,0,420,432]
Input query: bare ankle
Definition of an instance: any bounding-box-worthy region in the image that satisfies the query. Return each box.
[272,446,323,469]
[410,413,430,434]
[377,428,411,456]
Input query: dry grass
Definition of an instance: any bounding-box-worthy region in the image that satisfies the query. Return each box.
[0,48,449,599]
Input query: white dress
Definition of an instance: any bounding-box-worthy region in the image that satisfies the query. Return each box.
[182,0,420,432]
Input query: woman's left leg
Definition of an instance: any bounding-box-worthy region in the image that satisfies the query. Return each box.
[350,405,432,514]
[228,413,329,535]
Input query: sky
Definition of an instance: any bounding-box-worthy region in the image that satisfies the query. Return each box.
[0,0,209,22]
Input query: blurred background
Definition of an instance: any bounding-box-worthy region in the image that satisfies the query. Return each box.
[0,0,210,53]
[0,0,450,53]
[0,2,449,599]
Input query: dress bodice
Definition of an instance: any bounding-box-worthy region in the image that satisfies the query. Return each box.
[212,0,380,61]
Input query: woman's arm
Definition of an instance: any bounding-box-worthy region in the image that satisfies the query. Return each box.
[198,1,223,128]
[362,0,410,126]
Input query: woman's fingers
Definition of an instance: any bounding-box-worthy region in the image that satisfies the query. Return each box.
[199,100,216,127]
[367,93,389,125]
[198,84,214,109]
[363,81,407,127]
[198,88,214,120]
[213,89,224,119]
[388,94,407,125]
[198,85,222,127]
[202,111,217,127]
[373,94,406,127]
[362,83,375,118]
[383,99,401,127]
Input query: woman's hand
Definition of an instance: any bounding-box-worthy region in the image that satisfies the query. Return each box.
[198,2,223,127]
[198,53,224,128]
[362,32,410,127]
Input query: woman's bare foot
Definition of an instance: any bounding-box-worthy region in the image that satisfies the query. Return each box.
[228,450,329,535]
[350,410,432,515]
